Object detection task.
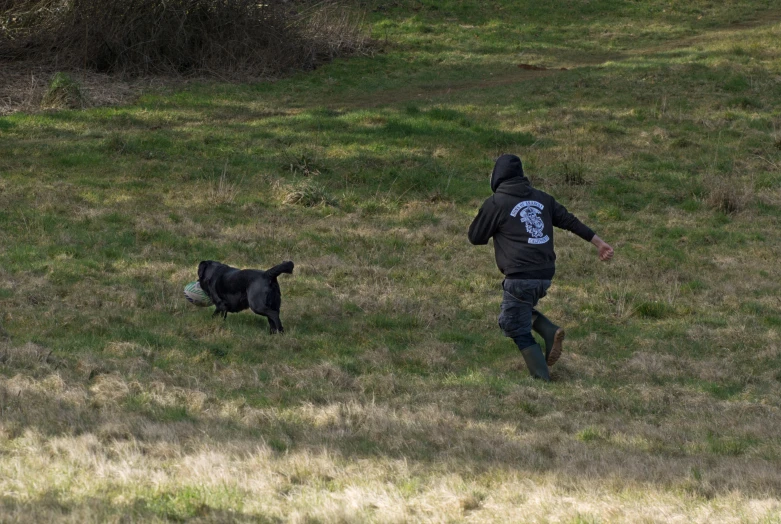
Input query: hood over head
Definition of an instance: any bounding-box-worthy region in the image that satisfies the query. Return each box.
[490,154,531,194]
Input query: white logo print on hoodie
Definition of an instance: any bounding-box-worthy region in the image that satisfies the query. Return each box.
[510,201,550,245]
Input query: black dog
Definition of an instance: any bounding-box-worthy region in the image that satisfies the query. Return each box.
[197,260,294,334]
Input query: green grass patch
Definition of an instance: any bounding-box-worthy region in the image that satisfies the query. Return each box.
[1,0,781,520]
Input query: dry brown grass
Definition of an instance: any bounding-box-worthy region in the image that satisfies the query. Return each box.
[1,393,780,522]
[0,62,168,116]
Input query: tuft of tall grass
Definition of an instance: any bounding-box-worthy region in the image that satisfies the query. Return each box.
[280,179,337,208]
[704,174,752,214]
[40,72,85,110]
[208,162,243,206]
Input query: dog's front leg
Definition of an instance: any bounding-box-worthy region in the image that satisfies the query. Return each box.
[212,302,226,318]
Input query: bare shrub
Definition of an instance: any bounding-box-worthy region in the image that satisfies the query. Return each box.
[0,0,367,77]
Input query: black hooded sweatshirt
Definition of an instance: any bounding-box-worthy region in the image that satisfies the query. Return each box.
[468,154,595,280]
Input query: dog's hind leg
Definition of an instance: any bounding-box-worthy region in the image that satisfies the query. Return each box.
[265,310,284,334]
[247,283,285,334]
[253,308,282,334]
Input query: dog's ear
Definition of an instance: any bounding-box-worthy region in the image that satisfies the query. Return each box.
[198,261,208,281]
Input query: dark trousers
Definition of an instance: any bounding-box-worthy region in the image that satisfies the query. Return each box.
[498,278,552,349]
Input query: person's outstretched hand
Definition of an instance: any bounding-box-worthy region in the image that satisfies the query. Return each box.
[591,235,614,261]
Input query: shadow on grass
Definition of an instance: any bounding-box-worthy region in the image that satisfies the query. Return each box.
[0,492,262,523]
[2,341,781,501]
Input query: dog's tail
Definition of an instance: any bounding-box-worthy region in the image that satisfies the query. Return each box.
[266,261,294,280]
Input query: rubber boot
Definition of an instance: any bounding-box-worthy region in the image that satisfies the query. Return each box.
[519,344,550,382]
[532,310,565,366]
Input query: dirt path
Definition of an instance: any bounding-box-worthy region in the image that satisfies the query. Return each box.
[626,10,781,58]
[324,68,562,110]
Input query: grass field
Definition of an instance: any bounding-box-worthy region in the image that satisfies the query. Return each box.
[1,0,781,521]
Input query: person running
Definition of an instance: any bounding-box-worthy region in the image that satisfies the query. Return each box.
[468,154,614,381]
